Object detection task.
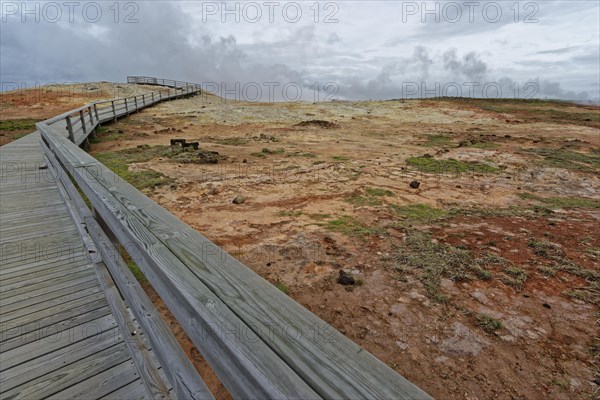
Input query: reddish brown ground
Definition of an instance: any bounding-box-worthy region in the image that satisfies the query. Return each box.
[3,85,599,399]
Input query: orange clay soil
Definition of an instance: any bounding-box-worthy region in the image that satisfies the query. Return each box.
[5,85,599,399]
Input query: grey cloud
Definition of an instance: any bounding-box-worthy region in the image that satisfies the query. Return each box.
[443,50,487,81]
[0,1,598,103]
[536,46,581,55]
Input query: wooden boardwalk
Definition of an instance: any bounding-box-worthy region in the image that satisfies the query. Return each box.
[1,77,433,400]
[0,134,163,399]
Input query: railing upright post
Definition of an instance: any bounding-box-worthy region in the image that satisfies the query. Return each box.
[66,116,75,142]
[93,104,100,122]
[152,92,155,103]
[125,98,129,116]
[134,96,139,111]
[88,106,97,138]
[111,100,117,121]
[79,110,87,138]
[142,94,145,107]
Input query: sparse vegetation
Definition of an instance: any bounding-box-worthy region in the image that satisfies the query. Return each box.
[422,134,452,147]
[331,155,349,161]
[502,266,528,290]
[277,210,303,217]
[275,282,289,294]
[365,187,393,197]
[476,313,502,333]
[395,232,494,303]
[94,146,175,190]
[527,148,600,171]
[518,192,599,209]
[217,137,249,146]
[0,118,38,131]
[251,147,285,157]
[326,215,382,236]
[391,203,449,223]
[89,126,124,143]
[406,156,498,174]
[467,99,600,128]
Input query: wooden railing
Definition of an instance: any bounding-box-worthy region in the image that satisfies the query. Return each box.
[37,77,433,400]
[127,76,201,92]
[42,76,200,146]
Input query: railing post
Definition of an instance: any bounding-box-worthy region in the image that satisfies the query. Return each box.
[134,96,138,111]
[88,106,97,138]
[159,91,162,100]
[66,116,75,143]
[152,92,155,103]
[88,106,94,125]
[142,94,145,107]
[111,100,117,121]
[79,110,87,138]
[93,104,100,122]
[125,98,129,116]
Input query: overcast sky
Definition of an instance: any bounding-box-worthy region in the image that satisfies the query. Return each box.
[1,1,599,102]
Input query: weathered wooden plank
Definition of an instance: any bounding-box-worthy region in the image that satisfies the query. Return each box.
[0,291,106,335]
[0,296,108,344]
[47,359,141,400]
[0,224,76,242]
[0,245,85,272]
[0,309,115,364]
[100,379,148,400]
[0,274,98,308]
[0,305,111,354]
[0,326,121,389]
[0,285,102,324]
[0,252,87,276]
[0,261,93,292]
[0,343,131,399]
[0,277,99,316]
[0,269,95,302]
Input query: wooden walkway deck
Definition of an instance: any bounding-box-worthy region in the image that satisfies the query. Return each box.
[0,134,161,399]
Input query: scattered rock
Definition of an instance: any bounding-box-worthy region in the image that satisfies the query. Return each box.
[395,341,409,350]
[542,303,551,309]
[337,270,355,285]
[242,158,247,163]
[409,180,421,189]
[232,195,246,204]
